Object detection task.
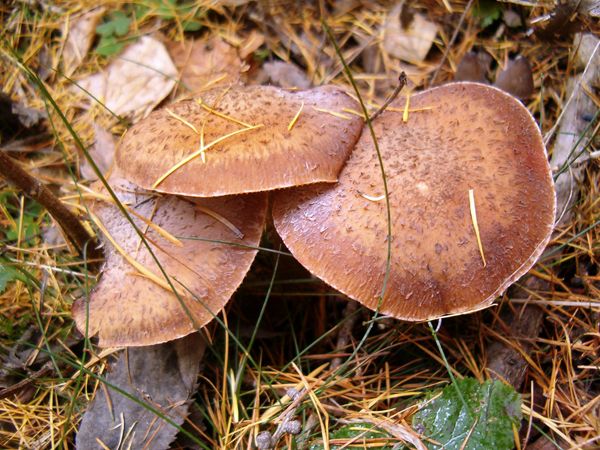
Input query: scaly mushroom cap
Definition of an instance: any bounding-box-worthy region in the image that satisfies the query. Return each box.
[115,85,363,197]
[73,176,267,347]
[273,82,556,321]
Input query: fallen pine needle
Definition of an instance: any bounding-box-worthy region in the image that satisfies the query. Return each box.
[196,98,256,129]
[166,108,199,134]
[90,212,177,293]
[288,101,304,131]
[195,205,244,239]
[152,125,263,188]
[468,189,487,267]
[65,193,182,247]
[403,93,410,123]
[313,107,352,120]
[199,121,207,163]
[358,191,386,201]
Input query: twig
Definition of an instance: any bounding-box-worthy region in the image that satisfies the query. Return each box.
[0,151,100,260]
[370,72,407,122]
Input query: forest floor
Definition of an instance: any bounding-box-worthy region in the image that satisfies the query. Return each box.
[0,1,599,449]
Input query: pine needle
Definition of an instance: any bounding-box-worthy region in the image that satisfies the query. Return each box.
[199,120,207,163]
[65,193,182,247]
[166,108,199,134]
[152,125,263,188]
[402,93,410,123]
[312,107,352,120]
[90,212,176,293]
[358,191,385,202]
[196,98,256,129]
[468,189,487,267]
[195,205,244,239]
[287,101,304,131]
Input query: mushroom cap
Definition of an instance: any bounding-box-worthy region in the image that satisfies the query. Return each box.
[273,82,556,321]
[73,176,267,347]
[115,85,363,197]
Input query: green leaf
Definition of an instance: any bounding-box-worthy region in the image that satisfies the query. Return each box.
[0,264,22,293]
[112,11,131,36]
[96,35,125,57]
[96,11,131,37]
[473,0,503,28]
[95,20,116,36]
[412,378,522,450]
[182,20,202,32]
[309,422,395,449]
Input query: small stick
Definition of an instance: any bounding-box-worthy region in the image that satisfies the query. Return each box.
[0,151,100,259]
[370,72,407,122]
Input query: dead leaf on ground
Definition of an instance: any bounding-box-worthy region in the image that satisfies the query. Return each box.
[383,3,438,64]
[167,36,243,96]
[494,56,534,100]
[61,7,105,76]
[76,333,206,450]
[77,36,177,122]
[250,60,312,89]
[454,52,491,83]
[80,124,115,181]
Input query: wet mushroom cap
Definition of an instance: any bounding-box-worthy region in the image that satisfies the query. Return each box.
[115,85,363,197]
[273,82,556,321]
[73,176,267,347]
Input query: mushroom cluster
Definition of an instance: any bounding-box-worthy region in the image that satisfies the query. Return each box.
[75,81,555,347]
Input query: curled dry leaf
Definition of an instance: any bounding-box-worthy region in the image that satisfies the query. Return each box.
[72,176,267,347]
[79,124,115,181]
[494,56,534,100]
[454,52,491,83]
[77,36,177,121]
[167,36,243,96]
[273,82,555,321]
[251,61,312,89]
[61,7,105,76]
[76,333,206,450]
[383,3,438,63]
[551,33,599,226]
[115,85,363,197]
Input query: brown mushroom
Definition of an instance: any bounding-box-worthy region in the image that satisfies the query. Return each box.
[272,82,556,321]
[73,175,267,347]
[115,85,363,197]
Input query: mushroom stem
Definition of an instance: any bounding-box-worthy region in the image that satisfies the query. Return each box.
[0,151,99,260]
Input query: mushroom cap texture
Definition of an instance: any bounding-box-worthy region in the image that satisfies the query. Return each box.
[115,85,363,197]
[73,177,267,347]
[273,82,556,321]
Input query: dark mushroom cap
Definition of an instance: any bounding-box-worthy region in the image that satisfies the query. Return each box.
[73,176,267,347]
[115,85,363,197]
[273,82,556,321]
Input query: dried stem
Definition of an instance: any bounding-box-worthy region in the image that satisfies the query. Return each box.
[370,72,407,122]
[0,151,100,260]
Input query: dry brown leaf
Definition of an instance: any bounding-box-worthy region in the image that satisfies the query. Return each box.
[61,7,105,76]
[77,36,177,121]
[76,333,206,450]
[383,4,438,63]
[167,36,243,96]
[494,57,534,100]
[251,61,312,89]
[80,124,115,181]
